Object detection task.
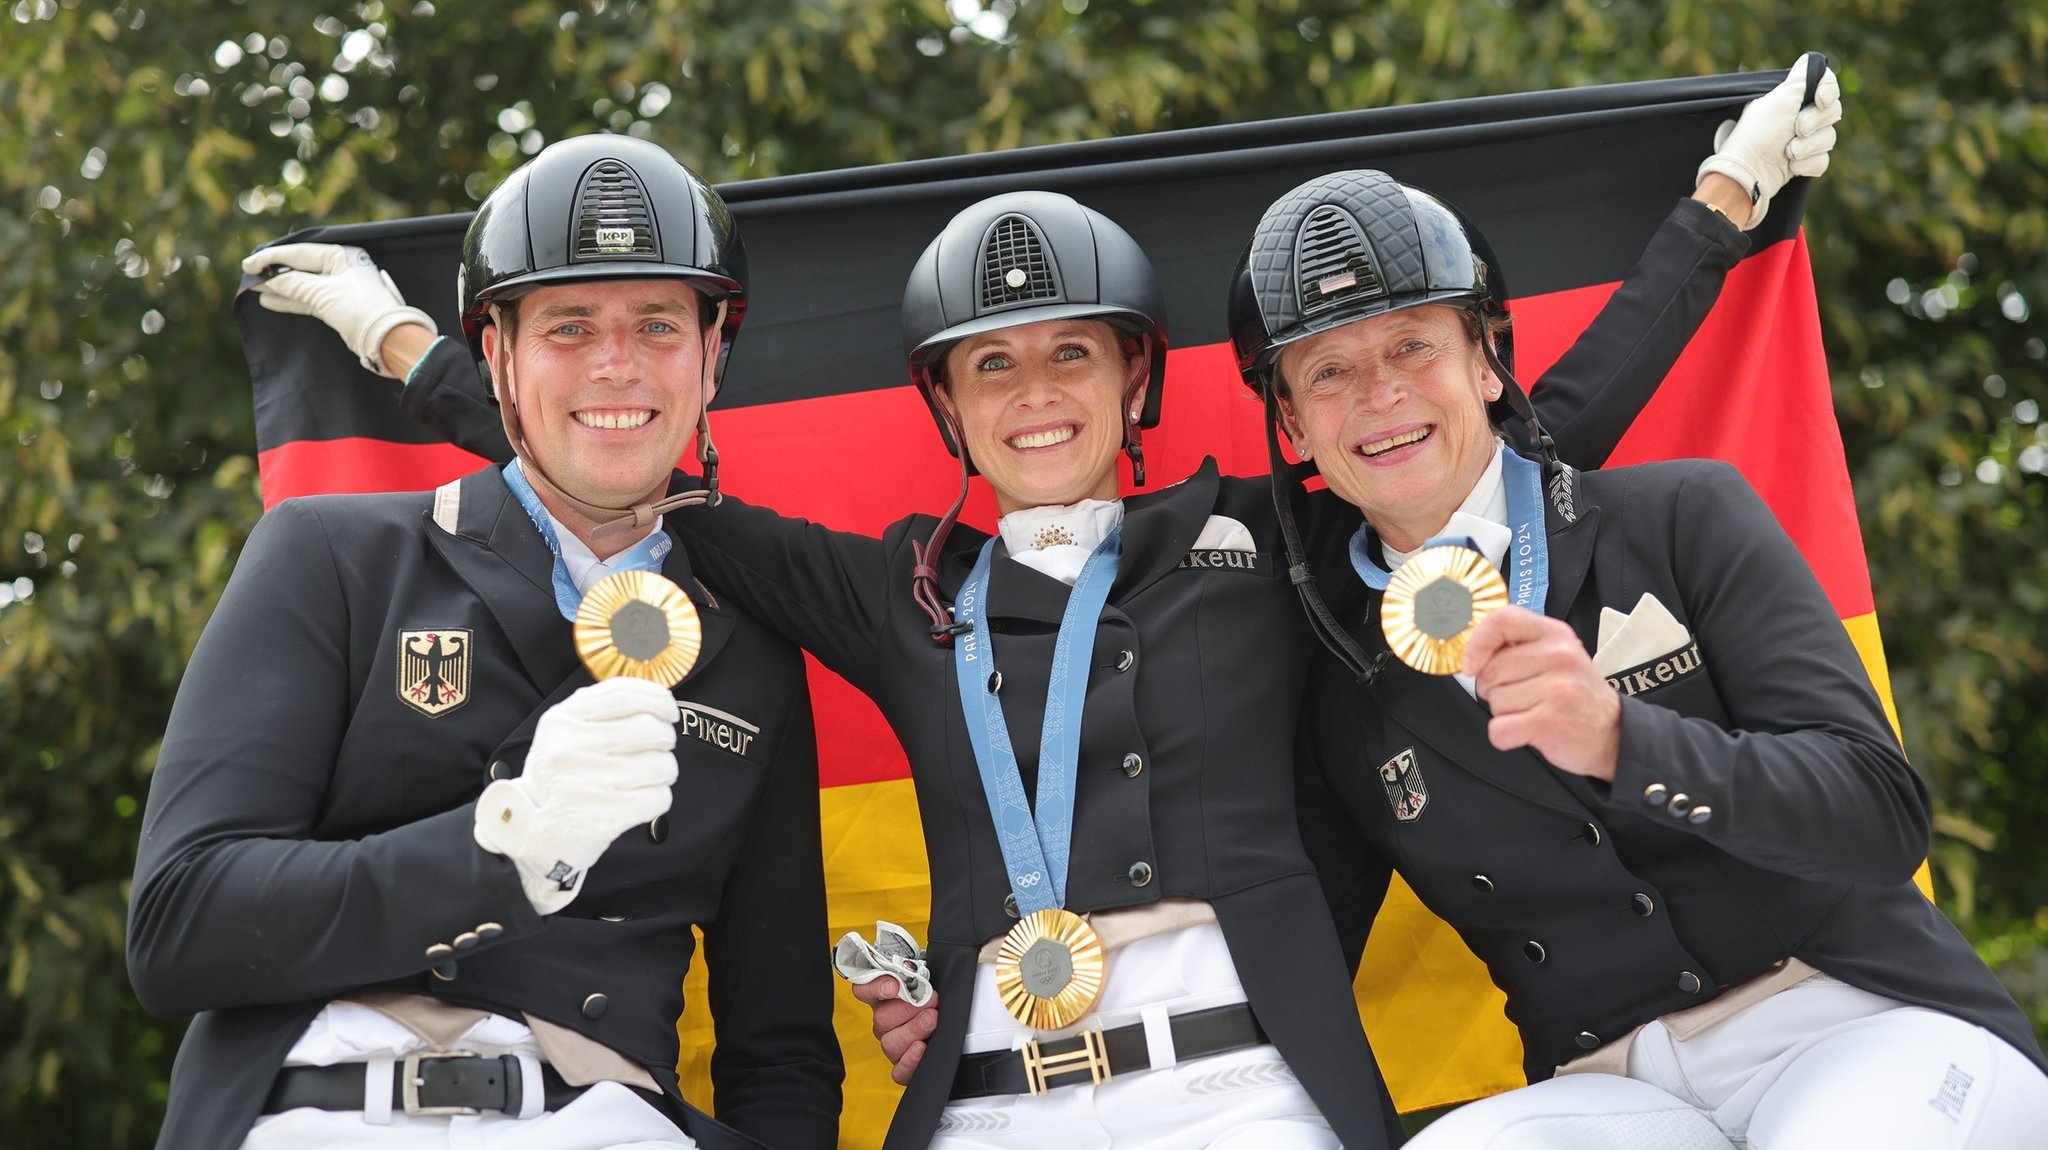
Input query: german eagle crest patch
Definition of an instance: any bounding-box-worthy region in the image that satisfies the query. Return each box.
[1379,747,1428,822]
[398,629,471,716]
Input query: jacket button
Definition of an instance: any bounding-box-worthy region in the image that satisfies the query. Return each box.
[599,914,628,923]
[987,671,1003,694]
[476,922,504,941]
[582,993,609,1020]
[1575,1030,1600,1050]
[1120,753,1144,778]
[1471,875,1494,893]
[430,959,458,982]
[1687,805,1714,825]
[1642,783,1669,807]
[1127,861,1154,888]
[488,760,511,780]
[1666,793,1693,818]
[648,815,669,844]
[1678,970,1703,995]
[424,942,455,961]
[1632,893,1656,917]
[1114,650,1136,673]
[1581,822,1603,846]
[452,931,481,951]
[1523,941,1547,964]
[1003,893,1019,919]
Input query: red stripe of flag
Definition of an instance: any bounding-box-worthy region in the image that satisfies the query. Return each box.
[1517,234,1873,618]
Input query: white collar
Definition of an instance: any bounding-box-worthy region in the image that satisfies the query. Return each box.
[552,509,665,595]
[997,498,1126,586]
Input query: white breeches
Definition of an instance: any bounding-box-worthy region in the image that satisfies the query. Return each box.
[244,1004,693,1149]
[1407,978,2048,1149]
[929,1042,1339,1150]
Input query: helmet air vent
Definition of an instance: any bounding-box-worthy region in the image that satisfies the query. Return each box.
[573,160,659,262]
[978,215,1062,310]
[1295,205,1384,320]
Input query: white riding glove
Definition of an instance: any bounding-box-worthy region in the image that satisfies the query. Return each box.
[1696,52,1843,231]
[472,678,680,915]
[833,921,935,1007]
[239,242,436,377]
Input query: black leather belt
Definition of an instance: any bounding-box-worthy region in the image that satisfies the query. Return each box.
[262,1051,592,1117]
[951,1002,1269,1099]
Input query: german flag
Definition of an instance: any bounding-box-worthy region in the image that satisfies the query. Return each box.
[238,69,1889,1140]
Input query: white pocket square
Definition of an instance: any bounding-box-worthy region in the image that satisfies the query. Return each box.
[1593,592,1694,678]
[1191,514,1257,552]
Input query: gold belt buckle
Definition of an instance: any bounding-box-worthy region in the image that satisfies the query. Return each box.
[401,1049,482,1116]
[1020,1028,1112,1097]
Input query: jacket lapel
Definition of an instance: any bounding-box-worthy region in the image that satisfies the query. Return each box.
[928,524,1072,627]
[662,527,736,688]
[1113,459,1221,599]
[1540,465,1601,621]
[425,467,582,693]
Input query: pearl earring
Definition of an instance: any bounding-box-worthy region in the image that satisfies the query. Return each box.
[1128,409,1141,423]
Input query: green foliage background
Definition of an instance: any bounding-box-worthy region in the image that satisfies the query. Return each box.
[3,0,2044,1143]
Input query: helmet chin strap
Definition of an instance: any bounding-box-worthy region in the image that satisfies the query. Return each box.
[1263,387,1388,686]
[1477,333,1560,478]
[490,300,727,542]
[913,392,973,644]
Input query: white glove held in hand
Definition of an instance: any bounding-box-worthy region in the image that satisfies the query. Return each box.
[472,678,680,915]
[240,242,437,378]
[834,921,935,1007]
[1696,52,1843,231]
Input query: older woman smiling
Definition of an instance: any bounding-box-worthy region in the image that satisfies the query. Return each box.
[1233,167,2048,1150]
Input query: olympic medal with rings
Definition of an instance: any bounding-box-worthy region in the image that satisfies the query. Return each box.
[955,527,1125,1030]
[995,907,1107,1030]
[574,569,703,687]
[1381,543,1509,675]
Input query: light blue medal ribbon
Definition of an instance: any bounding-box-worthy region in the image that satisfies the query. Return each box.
[502,460,673,621]
[952,526,1123,916]
[1348,448,1551,613]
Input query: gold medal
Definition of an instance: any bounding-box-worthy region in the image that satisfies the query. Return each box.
[994,908,1106,1030]
[573,569,703,687]
[1381,543,1509,675]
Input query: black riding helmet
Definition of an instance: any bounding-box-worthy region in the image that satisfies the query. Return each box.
[1227,168,1516,409]
[458,133,748,399]
[901,191,1168,476]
